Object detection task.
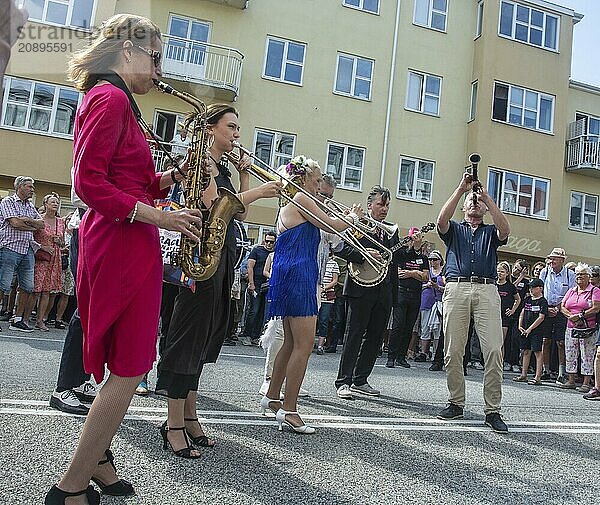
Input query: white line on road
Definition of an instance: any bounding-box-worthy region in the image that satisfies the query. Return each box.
[2,400,600,433]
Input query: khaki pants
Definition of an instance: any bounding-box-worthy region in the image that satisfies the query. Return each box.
[442,282,503,414]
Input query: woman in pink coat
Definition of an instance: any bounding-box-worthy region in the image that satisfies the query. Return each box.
[45,14,202,505]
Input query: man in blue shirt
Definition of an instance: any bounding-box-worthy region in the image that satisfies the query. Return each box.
[436,172,510,433]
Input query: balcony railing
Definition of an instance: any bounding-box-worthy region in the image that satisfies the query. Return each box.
[160,34,244,100]
[565,119,600,176]
[148,141,184,173]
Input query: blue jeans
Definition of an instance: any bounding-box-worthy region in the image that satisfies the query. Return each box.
[316,302,334,337]
[0,247,34,293]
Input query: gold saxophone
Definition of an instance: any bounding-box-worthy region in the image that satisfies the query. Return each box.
[154,80,245,281]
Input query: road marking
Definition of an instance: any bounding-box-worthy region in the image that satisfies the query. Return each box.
[2,400,600,434]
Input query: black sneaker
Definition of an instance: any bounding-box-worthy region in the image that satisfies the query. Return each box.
[49,390,90,415]
[9,320,34,333]
[429,362,443,371]
[385,360,395,368]
[485,412,508,433]
[540,372,552,381]
[395,358,411,368]
[437,403,464,420]
[324,347,336,353]
[222,338,236,346]
[414,353,427,363]
[555,375,567,385]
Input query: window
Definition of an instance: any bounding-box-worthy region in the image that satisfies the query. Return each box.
[487,168,549,219]
[1,76,81,138]
[263,37,306,86]
[469,81,478,121]
[253,129,296,169]
[21,0,95,29]
[476,1,484,37]
[163,15,210,73]
[414,0,448,31]
[498,1,559,51]
[326,142,365,190]
[334,53,374,100]
[575,113,600,140]
[397,156,434,203]
[492,82,554,133]
[342,0,379,14]
[406,71,442,116]
[569,192,597,233]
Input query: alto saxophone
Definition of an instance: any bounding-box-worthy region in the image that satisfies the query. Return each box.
[154,80,245,281]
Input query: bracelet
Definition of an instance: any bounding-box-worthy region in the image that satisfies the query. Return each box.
[170,169,177,184]
[129,202,139,223]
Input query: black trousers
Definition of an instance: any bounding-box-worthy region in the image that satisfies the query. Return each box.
[158,282,179,357]
[55,227,88,392]
[242,290,267,340]
[56,309,89,392]
[335,285,392,388]
[327,296,346,349]
[388,287,421,361]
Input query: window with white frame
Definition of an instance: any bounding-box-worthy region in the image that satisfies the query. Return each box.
[326,142,365,190]
[334,53,374,100]
[469,81,478,121]
[263,37,306,86]
[406,70,442,116]
[342,0,379,14]
[476,1,484,37]
[21,0,95,29]
[492,82,554,133]
[397,156,434,203]
[569,192,597,233]
[1,76,82,138]
[498,1,559,51]
[253,129,296,169]
[414,0,448,31]
[487,168,549,219]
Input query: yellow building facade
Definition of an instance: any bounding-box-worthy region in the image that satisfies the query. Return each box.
[2,0,599,264]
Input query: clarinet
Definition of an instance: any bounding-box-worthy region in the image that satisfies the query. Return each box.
[469,153,482,204]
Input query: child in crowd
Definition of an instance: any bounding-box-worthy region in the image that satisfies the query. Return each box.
[514,278,548,385]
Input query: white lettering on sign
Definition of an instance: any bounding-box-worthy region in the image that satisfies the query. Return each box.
[503,236,543,255]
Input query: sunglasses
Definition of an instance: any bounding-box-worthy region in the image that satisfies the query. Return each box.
[318,192,334,199]
[134,45,162,67]
[265,240,275,244]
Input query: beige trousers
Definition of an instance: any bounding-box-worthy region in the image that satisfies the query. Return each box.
[442,282,503,413]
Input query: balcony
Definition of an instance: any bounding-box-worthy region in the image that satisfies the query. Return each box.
[148,141,181,173]
[565,119,600,177]
[206,0,249,8]
[160,34,244,101]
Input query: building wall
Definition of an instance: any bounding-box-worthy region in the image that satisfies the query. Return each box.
[1,0,600,265]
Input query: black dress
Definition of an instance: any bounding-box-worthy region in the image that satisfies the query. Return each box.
[156,163,237,399]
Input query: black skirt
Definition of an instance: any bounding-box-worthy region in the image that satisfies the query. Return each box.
[156,248,234,399]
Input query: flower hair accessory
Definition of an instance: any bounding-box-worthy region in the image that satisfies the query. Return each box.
[285,155,308,177]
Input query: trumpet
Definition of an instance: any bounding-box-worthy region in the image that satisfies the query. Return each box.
[225,142,393,286]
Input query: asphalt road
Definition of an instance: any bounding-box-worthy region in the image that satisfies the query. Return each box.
[1,326,599,505]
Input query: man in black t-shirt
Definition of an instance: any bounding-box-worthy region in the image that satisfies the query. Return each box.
[387,227,430,368]
[505,259,529,371]
[241,231,276,345]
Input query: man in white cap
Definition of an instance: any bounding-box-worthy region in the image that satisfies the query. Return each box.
[539,247,576,384]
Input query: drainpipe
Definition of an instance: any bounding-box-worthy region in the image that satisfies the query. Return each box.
[380,0,402,187]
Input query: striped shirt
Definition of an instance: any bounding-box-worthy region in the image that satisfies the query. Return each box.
[321,258,340,302]
[0,193,41,254]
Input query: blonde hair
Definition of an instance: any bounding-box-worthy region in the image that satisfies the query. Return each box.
[68,14,161,93]
[497,261,511,274]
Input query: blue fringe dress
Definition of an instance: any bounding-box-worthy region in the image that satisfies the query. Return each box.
[267,221,321,318]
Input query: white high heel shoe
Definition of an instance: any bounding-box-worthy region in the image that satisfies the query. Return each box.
[260,395,281,416]
[275,409,316,434]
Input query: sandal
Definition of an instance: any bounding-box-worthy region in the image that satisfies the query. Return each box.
[185,417,216,448]
[91,449,135,496]
[527,378,542,385]
[45,485,100,505]
[160,421,201,458]
[512,376,527,382]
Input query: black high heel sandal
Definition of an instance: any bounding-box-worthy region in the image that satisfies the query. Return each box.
[91,449,135,496]
[184,417,216,448]
[45,485,100,505]
[160,421,202,459]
